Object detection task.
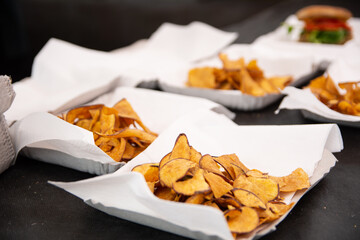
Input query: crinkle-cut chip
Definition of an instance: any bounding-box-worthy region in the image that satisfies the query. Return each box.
[267,76,293,90]
[158,152,172,168]
[169,134,191,161]
[232,188,266,210]
[65,104,104,124]
[203,201,221,210]
[159,158,196,188]
[173,169,210,196]
[225,207,259,234]
[132,163,159,182]
[185,193,205,205]
[189,146,202,164]
[199,155,224,177]
[215,196,242,210]
[269,168,310,192]
[246,169,268,178]
[107,137,127,162]
[154,186,177,201]
[96,128,156,143]
[204,172,233,199]
[233,175,279,203]
[257,202,294,224]
[187,67,217,89]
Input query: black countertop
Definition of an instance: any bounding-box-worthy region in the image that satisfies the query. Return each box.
[1,0,360,239]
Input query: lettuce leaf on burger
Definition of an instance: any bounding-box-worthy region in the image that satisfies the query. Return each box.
[296,5,353,44]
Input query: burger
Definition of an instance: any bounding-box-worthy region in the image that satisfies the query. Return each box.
[296,5,353,44]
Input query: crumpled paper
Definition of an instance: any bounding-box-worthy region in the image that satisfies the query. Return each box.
[50,121,343,240]
[0,76,16,174]
[158,43,315,110]
[5,22,237,123]
[9,87,235,175]
[277,56,360,126]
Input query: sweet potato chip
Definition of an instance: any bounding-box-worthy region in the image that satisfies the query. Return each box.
[225,207,259,234]
[185,193,206,205]
[269,168,310,192]
[132,163,159,182]
[204,172,233,198]
[199,155,224,177]
[59,100,157,162]
[155,186,177,201]
[169,134,191,161]
[187,54,292,97]
[159,158,196,188]
[233,188,266,210]
[132,134,310,238]
[173,169,210,196]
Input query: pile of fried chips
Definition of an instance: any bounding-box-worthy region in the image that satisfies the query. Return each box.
[132,134,310,238]
[186,53,293,96]
[306,75,360,116]
[59,99,157,162]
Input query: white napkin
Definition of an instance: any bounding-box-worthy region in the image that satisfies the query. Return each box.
[277,57,360,125]
[158,43,315,110]
[50,123,343,240]
[253,15,360,65]
[9,87,234,175]
[5,22,237,123]
[0,76,16,174]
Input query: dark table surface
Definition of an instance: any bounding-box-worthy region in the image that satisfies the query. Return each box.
[1,0,360,239]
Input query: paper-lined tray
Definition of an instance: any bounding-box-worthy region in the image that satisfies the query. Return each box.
[158,44,316,110]
[50,120,343,240]
[253,15,360,64]
[9,87,235,175]
[277,57,360,127]
[5,22,237,123]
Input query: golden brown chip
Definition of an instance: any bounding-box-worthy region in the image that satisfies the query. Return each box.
[185,193,206,205]
[257,202,294,224]
[189,146,202,164]
[234,176,279,203]
[187,67,217,88]
[215,196,242,210]
[60,100,157,162]
[225,207,259,234]
[269,168,310,192]
[154,186,177,201]
[204,172,233,199]
[169,134,191,161]
[159,158,196,188]
[132,163,159,182]
[233,188,266,210]
[173,169,210,196]
[199,155,224,177]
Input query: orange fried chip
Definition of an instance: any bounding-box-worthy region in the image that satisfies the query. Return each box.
[173,169,211,196]
[269,168,310,192]
[159,158,196,188]
[204,172,233,199]
[225,207,259,234]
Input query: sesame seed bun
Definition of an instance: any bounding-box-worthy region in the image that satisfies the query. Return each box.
[296,5,352,21]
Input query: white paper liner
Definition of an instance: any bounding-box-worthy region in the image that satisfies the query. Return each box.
[9,87,235,175]
[49,123,343,240]
[158,44,316,110]
[253,15,360,65]
[5,22,237,123]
